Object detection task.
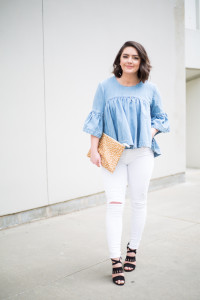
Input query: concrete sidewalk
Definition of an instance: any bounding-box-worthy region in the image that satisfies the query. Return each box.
[0,169,200,300]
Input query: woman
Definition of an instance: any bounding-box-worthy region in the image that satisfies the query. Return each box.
[82,41,170,286]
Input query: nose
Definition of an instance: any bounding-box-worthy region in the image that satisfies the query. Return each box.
[128,57,133,63]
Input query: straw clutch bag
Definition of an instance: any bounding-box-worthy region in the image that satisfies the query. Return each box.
[87,133,125,173]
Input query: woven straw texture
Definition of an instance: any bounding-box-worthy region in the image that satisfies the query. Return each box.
[87,133,125,173]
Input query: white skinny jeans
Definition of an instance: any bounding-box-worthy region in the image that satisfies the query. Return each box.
[101,147,154,258]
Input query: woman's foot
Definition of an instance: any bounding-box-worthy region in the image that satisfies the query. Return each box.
[111,256,125,285]
[124,242,137,272]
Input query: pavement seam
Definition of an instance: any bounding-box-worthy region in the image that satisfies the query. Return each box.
[2,258,110,300]
[149,214,200,224]
[142,222,199,248]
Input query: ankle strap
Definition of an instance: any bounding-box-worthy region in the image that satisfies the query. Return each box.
[127,243,137,253]
[111,256,122,265]
[127,248,137,254]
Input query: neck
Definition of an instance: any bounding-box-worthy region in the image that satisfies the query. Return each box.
[119,73,140,85]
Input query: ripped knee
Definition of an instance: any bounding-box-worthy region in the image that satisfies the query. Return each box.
[109,201,122,204]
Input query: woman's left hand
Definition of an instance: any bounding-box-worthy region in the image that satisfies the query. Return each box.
[151,128,159,139]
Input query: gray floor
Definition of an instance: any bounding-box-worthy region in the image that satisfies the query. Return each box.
[0,168,200,300]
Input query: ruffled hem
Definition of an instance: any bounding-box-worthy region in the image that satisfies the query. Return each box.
[123,139,161,158]
[82,110,103,138]
[151,138,161,157]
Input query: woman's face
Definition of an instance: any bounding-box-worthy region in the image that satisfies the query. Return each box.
[119,47,141,76]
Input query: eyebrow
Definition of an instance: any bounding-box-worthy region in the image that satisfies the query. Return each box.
[122,54,139,57]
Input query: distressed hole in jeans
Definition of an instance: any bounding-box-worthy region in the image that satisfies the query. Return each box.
[109,202,122,204]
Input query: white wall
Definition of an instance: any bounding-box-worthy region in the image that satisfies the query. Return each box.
[186,77,200,168]
[185,0,200,167]
[0,0,48,215]
[185,29,200,69]
[185,0,200,68]
[0,0,185,216]
[185,0,198,30]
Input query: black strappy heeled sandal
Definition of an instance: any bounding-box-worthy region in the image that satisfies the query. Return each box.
[111,256,125,286]
[123,242,137,272]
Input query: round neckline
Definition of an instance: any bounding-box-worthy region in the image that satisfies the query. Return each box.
[114,76,142,88]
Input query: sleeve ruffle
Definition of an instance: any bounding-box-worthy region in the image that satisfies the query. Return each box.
[151,112,170,136]
[82,110,103,138]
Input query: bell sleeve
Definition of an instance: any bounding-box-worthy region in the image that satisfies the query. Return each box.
[150,84,170,136]
[82,82,105,138]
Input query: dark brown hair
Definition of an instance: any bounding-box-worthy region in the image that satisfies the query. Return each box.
[112,41,152,83]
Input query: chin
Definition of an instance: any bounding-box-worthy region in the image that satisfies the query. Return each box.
[123,70,137,75]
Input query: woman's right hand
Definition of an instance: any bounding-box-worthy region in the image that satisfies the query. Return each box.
[90,150,101,167]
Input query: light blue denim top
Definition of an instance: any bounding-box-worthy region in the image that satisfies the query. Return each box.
[83,75,170,158]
